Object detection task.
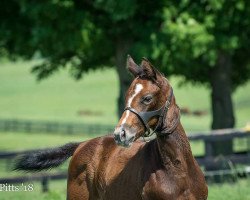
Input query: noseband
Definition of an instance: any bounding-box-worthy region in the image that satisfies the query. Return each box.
[124,88,174,137]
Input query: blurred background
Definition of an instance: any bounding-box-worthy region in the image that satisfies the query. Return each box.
[0,0,250,199]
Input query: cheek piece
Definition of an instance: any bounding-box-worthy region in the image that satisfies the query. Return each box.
[124,87,173,137]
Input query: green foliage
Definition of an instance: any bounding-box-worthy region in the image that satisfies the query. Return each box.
[0,0,164,80]
[1,0,250,87]
[153,0,250,88]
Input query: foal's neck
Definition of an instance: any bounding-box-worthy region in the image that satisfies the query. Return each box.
[156,100,192,167]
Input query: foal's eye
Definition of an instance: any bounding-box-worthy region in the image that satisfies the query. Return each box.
[142,95,153,104]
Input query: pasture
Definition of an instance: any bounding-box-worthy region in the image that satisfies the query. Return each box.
[0,131,249,200]
[0,60,250,199]
[1,60,250,131]
[1,177,248,200]
[1,179,249,200]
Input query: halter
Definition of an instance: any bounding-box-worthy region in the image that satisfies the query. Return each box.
[124,87,174,138]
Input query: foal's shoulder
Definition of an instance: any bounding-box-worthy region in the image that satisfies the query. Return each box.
[72,135,149,165]
[72,135,115,158]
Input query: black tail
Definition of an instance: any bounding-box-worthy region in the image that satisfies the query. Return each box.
[14,142,81,171]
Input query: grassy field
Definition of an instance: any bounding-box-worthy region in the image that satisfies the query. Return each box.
[0,60,250,131]
[0,131,91,151]
[0,60,250,199]
[1,179,249,200]
[0,130,249,200]
[1,130,248,156]
[0,173,249,200]
[0,60,118,125]
[0,180,67,200]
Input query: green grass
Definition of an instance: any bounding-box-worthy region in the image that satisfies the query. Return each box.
[0,130,248,156]
[208,179,250,200]
[0,180,66,200]
[0,60,250,131]
[0,131,91,151]
[0,60,118,125]
[0,60,250,199]
[0,131,249,200]
[0,131,92,178]
[0,178,249,200]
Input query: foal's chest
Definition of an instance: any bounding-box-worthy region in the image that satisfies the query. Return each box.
[142,168,191,200]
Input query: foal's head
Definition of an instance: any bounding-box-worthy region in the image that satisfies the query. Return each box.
[114,56,172,147]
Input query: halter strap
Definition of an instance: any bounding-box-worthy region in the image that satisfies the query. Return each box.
[156,106,181,136]
[124,88,175,137]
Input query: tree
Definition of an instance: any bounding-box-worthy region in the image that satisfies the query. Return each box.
[151,0,250,155]
[0,0,164,117]
[1,0,250,147]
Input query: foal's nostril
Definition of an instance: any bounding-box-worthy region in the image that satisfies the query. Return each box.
[120,129,126,140]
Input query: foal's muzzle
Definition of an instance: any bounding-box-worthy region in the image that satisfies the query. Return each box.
[113,125,136,147]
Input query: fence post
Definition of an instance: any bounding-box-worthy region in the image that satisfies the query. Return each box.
[41,177,49,192]
[247,135,250,159]
[204,136,235,183]
[205,141,213,158]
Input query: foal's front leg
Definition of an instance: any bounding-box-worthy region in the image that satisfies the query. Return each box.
[142,170,194,200]
[142,172,176,200]
[67,171,90,200]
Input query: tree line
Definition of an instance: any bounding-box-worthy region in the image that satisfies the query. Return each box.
[1,0,250,135]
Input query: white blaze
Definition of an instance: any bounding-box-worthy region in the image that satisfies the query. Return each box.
[121,83,143,124]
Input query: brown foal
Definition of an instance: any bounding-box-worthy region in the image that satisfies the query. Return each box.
[15,56,208,199]
[67,57,208,200]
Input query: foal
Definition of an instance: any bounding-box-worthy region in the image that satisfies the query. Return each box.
[15,57,207,200]
[67,57,207,199]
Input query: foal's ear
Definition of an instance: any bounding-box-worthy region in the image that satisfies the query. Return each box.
[127,55,140,77]
[141,57,157,80]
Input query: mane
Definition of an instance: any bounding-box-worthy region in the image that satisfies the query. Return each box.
[137,68,167,88]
